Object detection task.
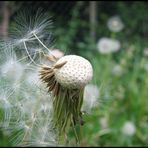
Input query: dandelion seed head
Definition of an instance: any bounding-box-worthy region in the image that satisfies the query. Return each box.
[40,54,93,134]
[97,37,121,54]
[54,55,93,89]
[112,64,123,76]
[107,15,124,32]
[121,121,136,136]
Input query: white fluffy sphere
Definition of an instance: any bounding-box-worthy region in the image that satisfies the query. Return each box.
[121,121,136,136]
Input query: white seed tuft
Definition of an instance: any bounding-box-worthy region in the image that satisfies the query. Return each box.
[54,55,93,89]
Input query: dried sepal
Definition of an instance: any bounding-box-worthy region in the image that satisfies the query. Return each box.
[53,61,67,69]
[45,54,57,62]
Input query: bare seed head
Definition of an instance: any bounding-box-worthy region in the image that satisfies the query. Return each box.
[54,55,93,89]
[39,54,93,135]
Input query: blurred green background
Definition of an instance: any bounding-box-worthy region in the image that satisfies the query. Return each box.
[0,1,148,147]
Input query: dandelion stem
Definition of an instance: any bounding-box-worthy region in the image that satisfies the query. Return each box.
[71,116,80,145]
[78,124,83,146]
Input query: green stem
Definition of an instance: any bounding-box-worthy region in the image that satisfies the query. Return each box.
[111,32,116,39]
[58,133,65,146]
[71,116,80,145]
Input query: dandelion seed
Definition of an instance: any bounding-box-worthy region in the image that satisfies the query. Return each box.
[10,9,52,45]
[97,37,121,54]
[8,9,53,67]
[107,15,124,32]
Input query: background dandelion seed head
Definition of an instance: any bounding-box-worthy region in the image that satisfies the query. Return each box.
[121,121,136,136]
[97,37,121,54]
[107,16,124,32]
